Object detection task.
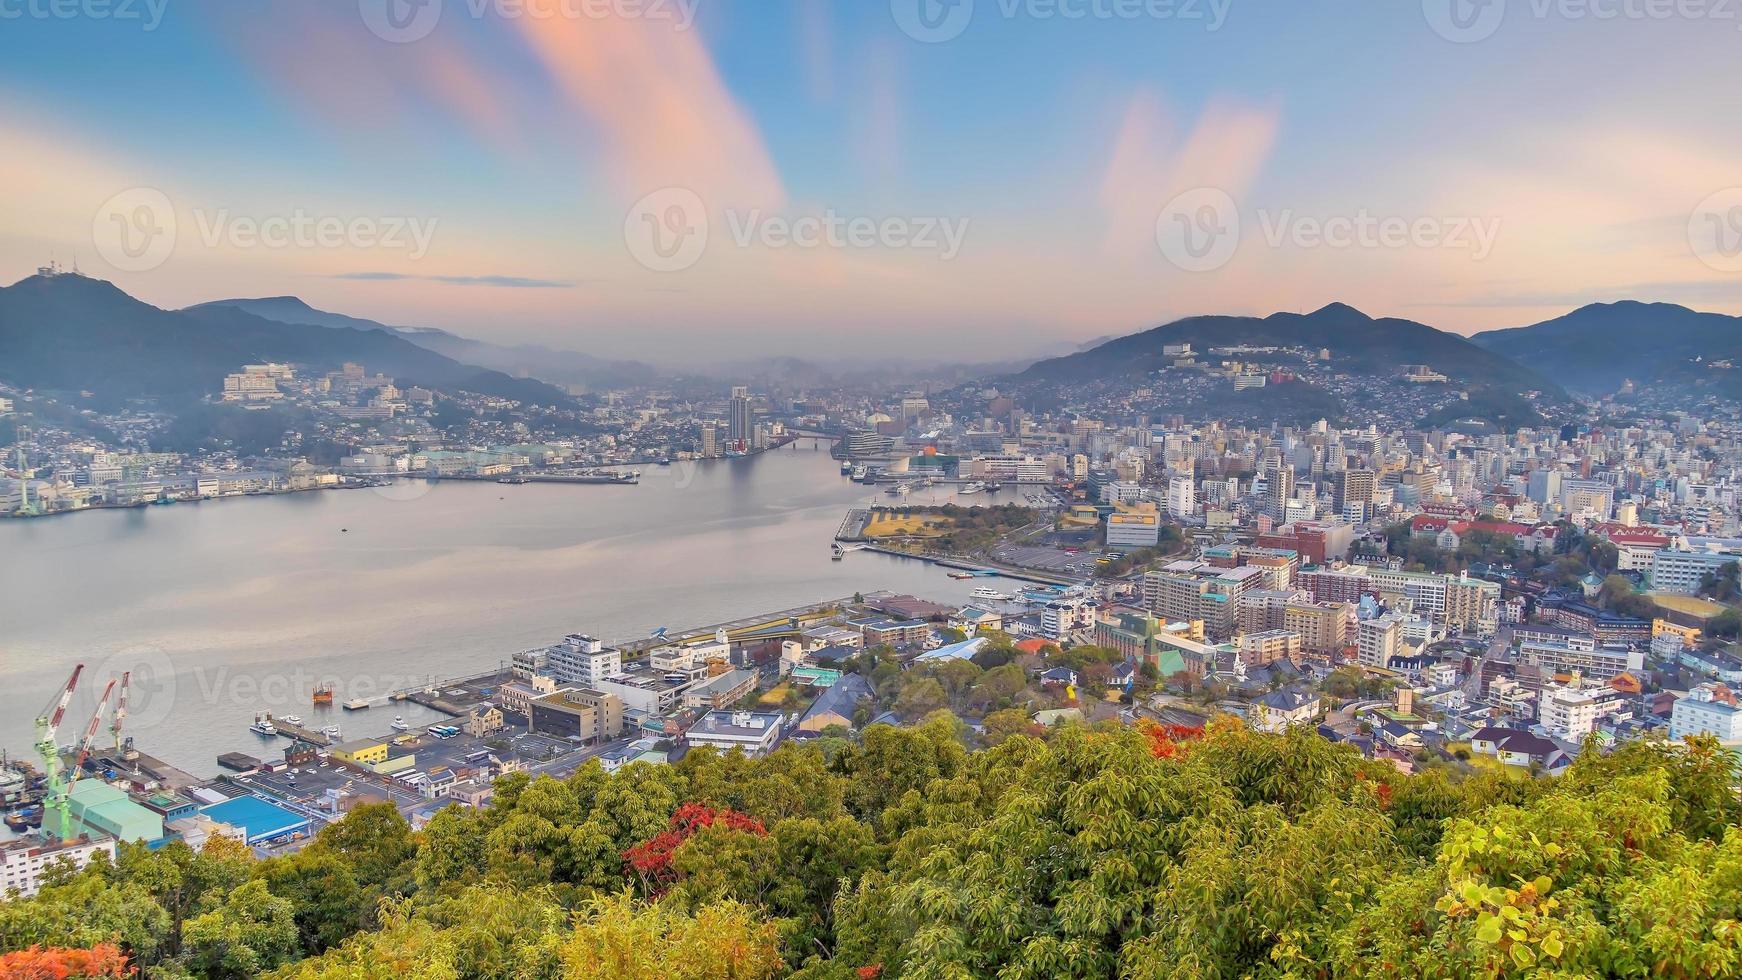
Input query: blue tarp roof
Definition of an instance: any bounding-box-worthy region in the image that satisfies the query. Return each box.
[201,795,311,844]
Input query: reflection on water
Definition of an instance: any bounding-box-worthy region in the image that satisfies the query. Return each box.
[0,446,994,774]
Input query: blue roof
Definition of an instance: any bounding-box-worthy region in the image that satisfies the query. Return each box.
[201,795,312,844]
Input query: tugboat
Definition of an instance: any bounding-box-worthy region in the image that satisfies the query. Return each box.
[390,716,410,732]
[249,713,277,737]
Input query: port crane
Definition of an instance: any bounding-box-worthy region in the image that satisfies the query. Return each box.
[112,671,134,759]
[71,678,118,782]
[35,664,83,841]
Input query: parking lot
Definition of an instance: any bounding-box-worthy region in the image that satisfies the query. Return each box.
[990,543,1107,575]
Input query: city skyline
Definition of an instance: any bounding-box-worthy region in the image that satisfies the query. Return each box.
[3,1,1740,365]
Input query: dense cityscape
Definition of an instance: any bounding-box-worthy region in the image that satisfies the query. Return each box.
[6,1,1742,977]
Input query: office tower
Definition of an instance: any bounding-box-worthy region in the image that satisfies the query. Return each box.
[727,386,752,449]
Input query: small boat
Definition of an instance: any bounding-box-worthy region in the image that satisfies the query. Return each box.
[985,481,1004,493]
[840,460,854,474]
[250,713,278,737]
[959,481,987,495]
[496,476,530,485]
[4,805,42,830]
[322,726,343,740]
[390,716,410,732]
[340,528,349,533]
[970,587,1011,602]
[281,715,304,727]
[886,483,911,497]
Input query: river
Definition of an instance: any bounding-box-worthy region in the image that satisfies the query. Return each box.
[0,443,1013,776]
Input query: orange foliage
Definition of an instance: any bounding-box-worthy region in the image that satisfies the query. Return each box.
[1139,720,1205,760]
[0,943,132,979]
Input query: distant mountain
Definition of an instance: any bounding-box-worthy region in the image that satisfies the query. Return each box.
[1018,303,1569,428]
[1471,301,1742,395]
[193,296,657,391]
[0,273,571,408]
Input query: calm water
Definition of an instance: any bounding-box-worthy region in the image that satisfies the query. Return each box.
[0,443,1000,776]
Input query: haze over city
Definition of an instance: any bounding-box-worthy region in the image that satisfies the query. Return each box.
[3,0,1741,365]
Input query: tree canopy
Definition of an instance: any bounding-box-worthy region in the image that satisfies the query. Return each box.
[3,718,1740,978]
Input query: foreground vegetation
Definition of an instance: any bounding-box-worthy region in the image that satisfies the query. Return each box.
[3,717,1740,978]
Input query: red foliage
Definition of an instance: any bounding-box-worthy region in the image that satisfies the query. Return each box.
[0,943,132,979]
[623,802,767,893]
[857,965,885,979]
[1141,721,1205,760]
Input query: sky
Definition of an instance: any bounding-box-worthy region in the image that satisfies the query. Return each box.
[1,0,1740,367]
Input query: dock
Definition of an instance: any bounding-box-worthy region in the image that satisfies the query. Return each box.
[268,720,335,747]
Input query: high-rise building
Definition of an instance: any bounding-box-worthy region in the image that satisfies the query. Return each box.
[1167,474,1195,518]
[727,386,752,450]
[1333,469,1374,515]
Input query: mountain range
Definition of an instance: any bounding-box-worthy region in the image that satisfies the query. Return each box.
[0,273,572,408]
[190,296,657,391]
[1470,301,1742,396]
[1016,302,1569,428]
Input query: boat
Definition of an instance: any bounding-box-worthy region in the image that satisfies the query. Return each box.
[959,481,987,495]
[5,805,43,830]
[985,481,1004,493]
[281,715,304,727]
[390,716,410,732]
[949,572,976,580]
[321,725,343,740]
[851,464,868,481]
[312,684,334,705]
[840,460,854,474]
[249,713,278,737]
[496,476,530,485]
[886,483,911,497]
[970,587,1012,602]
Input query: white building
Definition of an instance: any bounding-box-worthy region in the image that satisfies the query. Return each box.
[1669,684,1742,743]
[1167,475,1195,519]
[1540,683,1601,740]
[1357,613,1404,668]
[545,634,621,686]
[1,835,114,899]
[686,710,784,757]
[1651,543,1742,595]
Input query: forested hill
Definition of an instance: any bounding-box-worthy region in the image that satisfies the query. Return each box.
[3,710,1738,978]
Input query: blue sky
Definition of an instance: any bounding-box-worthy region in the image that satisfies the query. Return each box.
[1,0,1738,365]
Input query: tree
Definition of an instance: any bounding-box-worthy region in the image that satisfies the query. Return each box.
[179,879,299,978]
[892,677,948,721]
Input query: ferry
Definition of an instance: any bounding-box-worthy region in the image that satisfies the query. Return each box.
[970,587,1012,602]
[249,713,278,737]
[390,716,410,732]
[959,481,987,495]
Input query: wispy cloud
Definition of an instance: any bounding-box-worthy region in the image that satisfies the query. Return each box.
[329,272,577,288]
